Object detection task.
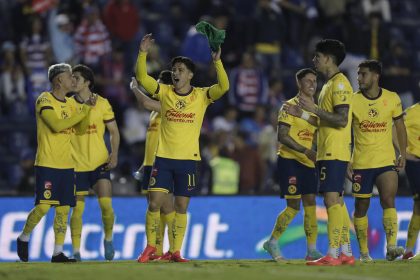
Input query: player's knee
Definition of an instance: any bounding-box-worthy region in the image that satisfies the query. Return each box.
[148,200,161,212]
[72,201,85,218]
[286,199,301,211]
[36,204,51,216]
[380,197,394,209]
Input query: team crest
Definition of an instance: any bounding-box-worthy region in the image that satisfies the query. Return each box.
[149,177,156,187]
[353,183,361,192]
[61,110,69,119]
[340,94,347,102]
[175,99,186,110]
[288,185,297,194]
[368,108,378,118]
[43,190,52,199]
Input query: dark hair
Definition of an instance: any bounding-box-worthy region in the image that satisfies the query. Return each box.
[315,39,346,66]
[72,64,95,90]
[158,70,173,85]
[358,60,382,75]
[296,68,317,81]
[171,56,196,74]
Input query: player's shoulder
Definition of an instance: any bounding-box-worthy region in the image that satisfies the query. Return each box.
[405,102,420,113]
[36,92,55,107]
[381,88,398,98]
[331,73,352,88]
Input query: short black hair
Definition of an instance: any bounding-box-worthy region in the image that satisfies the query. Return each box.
[296,68,317,81]
[358,60,382,75]
[171,56,196,74]
[315,39,346,66]
[72,64,95,90]
[158,70,173,85]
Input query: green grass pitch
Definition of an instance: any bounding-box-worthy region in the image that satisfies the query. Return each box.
[2,260,420,280]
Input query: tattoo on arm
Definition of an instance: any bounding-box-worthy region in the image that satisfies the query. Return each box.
[278,124,307,153]
[315,105,349,128]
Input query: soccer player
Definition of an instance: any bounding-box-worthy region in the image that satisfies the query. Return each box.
[70,64,120,261]
[263,68,323,261]
[349,60,406,262]
[130,70,176,259]
[399,102,420,260]
[285,39,355,266]
[135,33,229,262]
[16,63,92,262]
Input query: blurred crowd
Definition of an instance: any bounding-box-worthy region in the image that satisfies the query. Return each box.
[0,0,419,195]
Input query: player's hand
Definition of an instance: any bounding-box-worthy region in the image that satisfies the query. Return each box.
[394,154,406,171]
[140,33,154,53]
[282,102,303,118]
[304,149,316,162]
[85,93,97,107]
[130,77,139,91]
[211,47,221,61]
[105,153,118,170]
[298,96,317,113]
[346,163,353,180]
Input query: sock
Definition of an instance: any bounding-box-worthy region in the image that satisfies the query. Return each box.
[327,204,343,258]
[270,207,299,240]
[405,214,420,253]
[155,213,166,256]
[98,197,114,241]
[383,208,398,248]
[303,205,318,252]
[70,200,85,253]
[172,212,187,252]
[53,206,70,255]
[340,203,352,256]
[146,209,161,247]
[354,215,369,255]
[21,204,51,239]
[163,211,175,252]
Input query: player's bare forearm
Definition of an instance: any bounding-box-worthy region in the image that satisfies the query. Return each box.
[106,121,120,169]
[394,117,407,158]
[208,60,229,100]
[278,124,306,153]
[315,106,349,128]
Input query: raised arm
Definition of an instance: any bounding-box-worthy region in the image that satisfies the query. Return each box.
[135,34,159,96]
[208,48,230,101]
[130,77,161,112]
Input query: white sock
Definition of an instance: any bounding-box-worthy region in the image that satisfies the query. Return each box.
[341,243,352,256]
[269,236,277,245]
[53,245,63,256]
[328,247,340,258]
[19,233,30,242]
[73,248,80,254]
[307,244,316,252]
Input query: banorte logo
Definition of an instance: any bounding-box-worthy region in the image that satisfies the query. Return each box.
[165,109,196,123]
[359,120,387,132]
[255,206,380,255]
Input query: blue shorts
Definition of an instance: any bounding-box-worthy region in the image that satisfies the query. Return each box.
[404,160,420,200]
[149,157,199,197]
[142,165,153,191]
[277,156,318,199]
[351,165,396,198]
[35,166,75,207]
[317,160,348,194]
[75,164,110,195]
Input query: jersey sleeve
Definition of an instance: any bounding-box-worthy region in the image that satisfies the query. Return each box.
[392,93,403,119]
[277,106,294,127]
[35,93,54,114]
[102,98,116,123]
[150,83,170,101]
[332,79,352,108]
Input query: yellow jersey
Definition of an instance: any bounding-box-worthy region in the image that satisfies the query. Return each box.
[317,72,353,161]
[404,102,420,157]
[352,88,403,169]
[35,92,77,169]
[143,111,161,166]
[277,97,317,167]
[71,95,115,171]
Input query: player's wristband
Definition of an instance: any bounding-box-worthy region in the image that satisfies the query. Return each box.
[301,111,310,121]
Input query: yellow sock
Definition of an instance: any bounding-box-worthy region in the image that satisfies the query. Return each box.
[354,215,369,254]
[271,207,299,240]
[172,212,187,252]
[406,214,420,251]
[163,211,175,252]
[98,197,114,241]
[23,204,51,235]
[340,203,352,255]
[327,204,343,257]
[383,208,398,248]
[70,200,85,252]
[303,205,317,248]
[54,206,70,246]
[155,213,165,256]
[146,209,161,247]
